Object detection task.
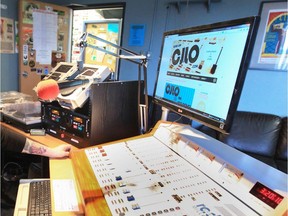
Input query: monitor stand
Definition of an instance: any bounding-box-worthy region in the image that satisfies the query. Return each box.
[161,106,170,121]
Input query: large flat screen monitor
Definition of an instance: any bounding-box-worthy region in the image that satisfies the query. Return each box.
[153,16,259,133]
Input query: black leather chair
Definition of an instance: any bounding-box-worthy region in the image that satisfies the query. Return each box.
[274,117,287,173]
[195,111,287,173]
[218,111,283,169]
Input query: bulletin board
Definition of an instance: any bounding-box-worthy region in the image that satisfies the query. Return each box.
[83,19,122,74]
[18,0,71,99]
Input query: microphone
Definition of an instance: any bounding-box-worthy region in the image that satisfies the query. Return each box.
[34,79,90,101]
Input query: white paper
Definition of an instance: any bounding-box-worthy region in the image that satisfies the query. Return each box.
[52,179,79,212]
[33,10,57,64]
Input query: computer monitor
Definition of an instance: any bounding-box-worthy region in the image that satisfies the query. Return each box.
[153,16,259,133]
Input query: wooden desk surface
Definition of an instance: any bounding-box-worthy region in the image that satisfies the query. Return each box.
[1,121,161,215]
[1,122,84,215]
[69,124,160,216]
[4,121,288,215]
[1,122,79,149]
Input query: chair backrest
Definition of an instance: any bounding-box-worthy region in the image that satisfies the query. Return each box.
[219,111,282,157]
[275,117,287,159]
[274,117,287,173]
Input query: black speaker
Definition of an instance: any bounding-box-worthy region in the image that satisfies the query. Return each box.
[43,80,144,148]
[89,80,144,145]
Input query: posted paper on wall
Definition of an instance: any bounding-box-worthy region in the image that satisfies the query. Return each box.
[33,9,57,64]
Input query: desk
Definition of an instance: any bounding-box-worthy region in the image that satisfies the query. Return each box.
[4,121,288,216]
[69,122,287,216]
[1,122,77,149]
[1,123,85,215]
[69,130,155,216]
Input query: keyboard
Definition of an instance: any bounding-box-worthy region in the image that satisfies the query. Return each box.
[27,180,52,216]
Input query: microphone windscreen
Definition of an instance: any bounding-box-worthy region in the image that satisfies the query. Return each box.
[35,79,59,101]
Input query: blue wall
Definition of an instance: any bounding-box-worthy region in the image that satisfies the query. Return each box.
[1,0,287,117]
[1,0,19,92]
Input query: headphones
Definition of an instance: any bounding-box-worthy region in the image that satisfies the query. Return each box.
[1,162,25,182]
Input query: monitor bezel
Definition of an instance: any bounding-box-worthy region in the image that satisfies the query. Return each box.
[153,16,260,134]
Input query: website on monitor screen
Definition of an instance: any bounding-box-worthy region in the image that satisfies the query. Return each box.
[155,23,251,123]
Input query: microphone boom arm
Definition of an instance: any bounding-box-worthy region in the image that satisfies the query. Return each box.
[78,32,147,65]
[77,32,149,134]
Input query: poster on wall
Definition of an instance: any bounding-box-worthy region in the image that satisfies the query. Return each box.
[0,17,15,54]
[129,24,145,46]
[250,1,287,71]
[15,21,19,53]
[22,1,40,24]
